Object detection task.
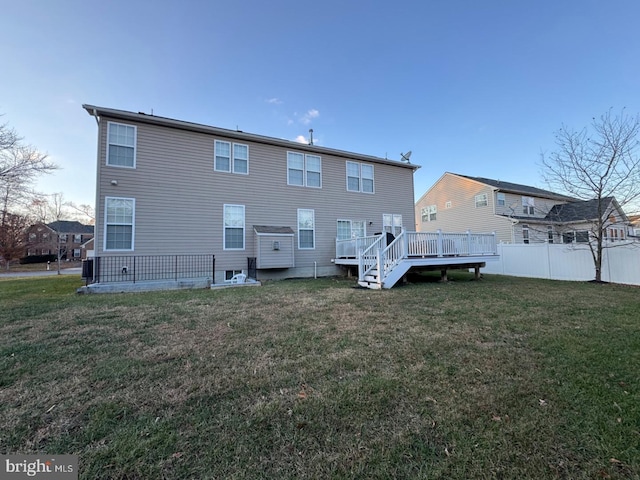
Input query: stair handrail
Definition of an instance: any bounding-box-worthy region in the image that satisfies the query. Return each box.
[358,234,386,283]
[379,231,407,282]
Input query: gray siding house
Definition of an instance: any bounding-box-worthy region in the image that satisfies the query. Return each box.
[84,105,420,284]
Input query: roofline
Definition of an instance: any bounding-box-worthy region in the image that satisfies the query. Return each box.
[451,172,576,201]
[83,104,420,171]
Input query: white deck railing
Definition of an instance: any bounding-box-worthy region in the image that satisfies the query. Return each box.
[349,230,498,285]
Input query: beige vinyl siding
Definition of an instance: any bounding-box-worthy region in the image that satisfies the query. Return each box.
[416,173,514,243]
[255,234,294,269]
[95,115,415,280]
[496,192,563,218]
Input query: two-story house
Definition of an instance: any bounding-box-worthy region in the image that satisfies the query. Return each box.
[416,173,630,244]
[83,105,421,285]
[26,221,94,260]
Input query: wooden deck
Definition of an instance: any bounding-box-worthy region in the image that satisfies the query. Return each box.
[334,231,499,288]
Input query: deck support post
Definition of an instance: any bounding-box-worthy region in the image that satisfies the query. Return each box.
[440,269,448,282]
[474,266,481,279]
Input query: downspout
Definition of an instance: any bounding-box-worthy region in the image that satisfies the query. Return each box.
[314,261,317,279]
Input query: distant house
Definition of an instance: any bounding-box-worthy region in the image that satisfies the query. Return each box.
[26,221,95,260]
[415,173,630,244]
[629,215,640,237]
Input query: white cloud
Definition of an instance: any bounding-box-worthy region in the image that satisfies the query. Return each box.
[266,97,282,105]
[300,109,320,125]
[294,135,307,144]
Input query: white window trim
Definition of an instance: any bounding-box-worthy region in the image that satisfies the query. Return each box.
[346,161,375,193]
[287,152,322,188]
[106,121,137,169]
[337,219,367,240]
[421,204,436,222]
[223,204,245,250]
[104,196,135,251]
[298,208,315,249]
[215,140,249,175]
[497,192,506,207]
[383,213,403,236]
[475,193,488,208]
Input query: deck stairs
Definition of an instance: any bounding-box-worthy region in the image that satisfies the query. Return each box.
[355,230,498,289]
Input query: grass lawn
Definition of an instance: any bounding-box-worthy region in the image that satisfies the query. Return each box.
[1,273,638,479]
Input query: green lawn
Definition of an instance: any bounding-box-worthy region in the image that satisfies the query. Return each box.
[1,273,638,479]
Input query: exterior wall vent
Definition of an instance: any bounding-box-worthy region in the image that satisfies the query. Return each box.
[272,241,280,251]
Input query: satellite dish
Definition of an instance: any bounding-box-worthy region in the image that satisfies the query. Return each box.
[400,151,412,163]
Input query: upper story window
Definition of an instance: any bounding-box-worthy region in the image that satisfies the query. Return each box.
[215,141,249,174]
[73,234,82,243]
[224,204,245,250]
[288,152,321,188]
[105,197,135,251]
[547,226,554,244]
[522,196,535,215]
[346,162,374,193]
[475,193,488,208]
[298,209,315,249]
[59,234,68,242]
[107,122,136,168]
[421,205,437,222]
[497,192,506,207]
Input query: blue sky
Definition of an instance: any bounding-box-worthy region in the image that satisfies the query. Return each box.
[2,0,639,207]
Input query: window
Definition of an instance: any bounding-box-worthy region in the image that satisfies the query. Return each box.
[562,232,575,244]
[288,152,321,187]
[421,205,437,222]
[225,270,243,281]
[73,248,81,258]
[59,234,68,242]
[497,192,505,207]
[346,161,374,193]
[576,231,589,243]
[383,214,403,236]
[547,226,554,244]
[298,209,315,249]
[445,201,452,209]
[224,204,245,250]
[475,193,488,208]
[337,220,365,240]
[74,234,82,243]
[105,197,135,250]
[107,122,136,167]
[215,141,249,174]
[29,233,36,241]
[522,196,535,215]
[522,224,529,244]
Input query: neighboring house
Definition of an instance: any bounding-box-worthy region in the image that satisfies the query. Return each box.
[628,215,640,237]
[80,237,95,260]
[26,221,95,260]
[415,172,630,244]
[83,105,422,285]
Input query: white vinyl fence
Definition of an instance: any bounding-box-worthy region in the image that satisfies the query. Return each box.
[482,242,640,285]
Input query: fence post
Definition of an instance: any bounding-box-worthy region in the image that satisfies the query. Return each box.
[175,255,178,281]
[466,230,472,255]
[133,256,136,283]
[212,255,216,284]
[437,229,443,257]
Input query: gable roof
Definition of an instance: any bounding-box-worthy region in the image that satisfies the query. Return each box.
[544,197,619,223]
[83,104,420,171]
[454,173,576,201]
[46,221,94,234]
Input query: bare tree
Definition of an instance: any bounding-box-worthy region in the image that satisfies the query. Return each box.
[31,193,68,274]
[0,120,57,212]
[541,109,640,281]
